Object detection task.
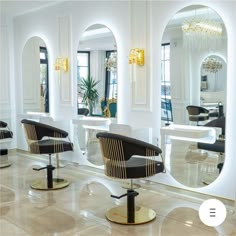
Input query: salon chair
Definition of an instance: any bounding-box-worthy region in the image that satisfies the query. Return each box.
[197,117,225,173]
[78,108,89,116]
[96,132,164,225]
[0,121,13,168]
[186,105,209,125]
[21,119,73,190]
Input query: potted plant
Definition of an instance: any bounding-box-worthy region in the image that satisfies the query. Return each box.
[79,76,100,115]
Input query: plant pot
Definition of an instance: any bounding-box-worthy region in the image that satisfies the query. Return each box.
[89,102,93,116]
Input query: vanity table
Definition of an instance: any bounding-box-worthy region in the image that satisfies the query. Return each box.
[160,124,216,161]
[72,116,112,150]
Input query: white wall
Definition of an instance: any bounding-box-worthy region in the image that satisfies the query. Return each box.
[0,14,16,148]
[1,0,236,199]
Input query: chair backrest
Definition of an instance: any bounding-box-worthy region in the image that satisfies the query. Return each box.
[186,105,209,115]
[21,119,72,154]
[97,132,161,161]
[21,119,68,141]
[204,117,225,136]
[78,108,89,116]
[0,121,7,128]
[0,121,13,139]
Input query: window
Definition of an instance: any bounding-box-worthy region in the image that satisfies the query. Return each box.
[77,51,90,81]
[77,51,90,107]
[104,50,117,99]
[161,43,173,122]
[40,47,49,112]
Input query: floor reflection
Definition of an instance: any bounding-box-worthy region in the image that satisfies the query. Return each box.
[165,140,221,187]
[0,186,15,203]
[0,152,235,236]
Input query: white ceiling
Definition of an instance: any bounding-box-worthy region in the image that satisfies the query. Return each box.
[0,1,61,18]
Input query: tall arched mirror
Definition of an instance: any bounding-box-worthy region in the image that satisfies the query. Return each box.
[77,24,117,166]
[22,36,49,113]
[77,24,117,117]
[161,5,227,187]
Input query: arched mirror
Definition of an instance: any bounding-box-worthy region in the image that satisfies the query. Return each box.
[77,24,117,166]
[161,5,227,187]
[77,24,117,117]
[22,36,49,113]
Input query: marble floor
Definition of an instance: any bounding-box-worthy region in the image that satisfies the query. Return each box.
[0,151,236,236]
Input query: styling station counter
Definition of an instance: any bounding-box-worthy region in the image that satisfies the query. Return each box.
[160,124,216,161]
[72,116,152,169]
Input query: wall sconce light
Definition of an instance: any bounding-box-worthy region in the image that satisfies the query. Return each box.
[54,57,69,72]
[128,48,144,66]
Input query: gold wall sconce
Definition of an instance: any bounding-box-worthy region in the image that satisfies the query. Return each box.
[128,48,144,66]
[54,57,69,72]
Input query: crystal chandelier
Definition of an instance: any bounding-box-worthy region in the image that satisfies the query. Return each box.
[202,56,223,73]
[104,52,117,73]
[182,18,223,50]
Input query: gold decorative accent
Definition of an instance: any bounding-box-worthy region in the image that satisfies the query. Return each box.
[182,17,223,50]
[106,206,156,225]
[103,107,111,118]
[55,57,69,72]
[182,19,222,36]
[128,48,144,66]
[202,56,223,73]
[31,178,70,190]
[104,52,117,72]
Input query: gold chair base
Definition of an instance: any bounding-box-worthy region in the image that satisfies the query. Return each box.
[31,178,70,190]
[0,162,11,168]
[106,206,156,225]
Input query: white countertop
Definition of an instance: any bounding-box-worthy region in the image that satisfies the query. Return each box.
[161,124,216,144]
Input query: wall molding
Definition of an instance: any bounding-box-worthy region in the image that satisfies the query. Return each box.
[58,15,72,106]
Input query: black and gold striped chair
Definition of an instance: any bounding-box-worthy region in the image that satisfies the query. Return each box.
[21,119,73,190]
[96,132,165,225]
[0,121,13,168]
[186,105,209,125]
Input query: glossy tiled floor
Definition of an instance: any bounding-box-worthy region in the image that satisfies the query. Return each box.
[164,140,222,188]
[0,151,236,236]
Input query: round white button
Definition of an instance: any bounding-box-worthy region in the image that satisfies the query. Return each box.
[199,199,227,227]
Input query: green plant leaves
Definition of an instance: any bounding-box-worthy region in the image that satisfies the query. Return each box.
[79,76,100,105]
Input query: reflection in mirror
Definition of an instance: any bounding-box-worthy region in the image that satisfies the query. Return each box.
[77,24,117,166]
[77,24,117,117]
[161,5,227,187]
[22,36,49,113]
[200,55,226,111]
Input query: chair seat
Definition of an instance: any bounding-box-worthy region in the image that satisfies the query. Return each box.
[29,139,73,154]
[106,157,164,179]
[0,130,13,139]
[197,139,225,153]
